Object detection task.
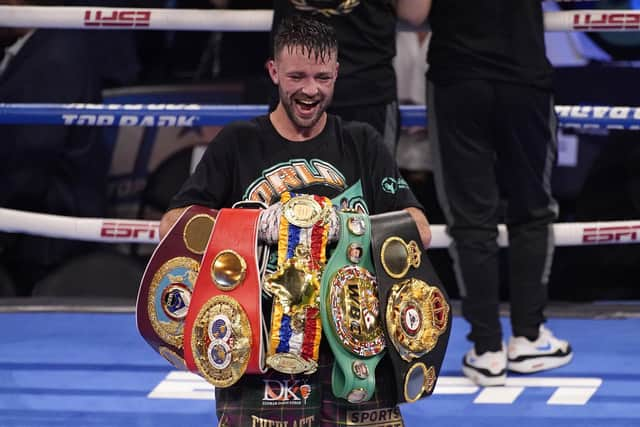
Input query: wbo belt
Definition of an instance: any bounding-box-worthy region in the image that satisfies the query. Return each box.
[183,208,267,388]
[264,192,331,375]
[320,210,386,403]
[370,210,451,403]
[136,205,217,371]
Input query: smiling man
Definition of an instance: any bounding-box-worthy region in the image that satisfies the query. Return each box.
[159,15,430,426]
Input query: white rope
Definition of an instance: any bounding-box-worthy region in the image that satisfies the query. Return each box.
[0,208,159,244]
[545,9,640,32]
[0,6,272,32]
[2,207,639,248]
[0,6,638,33]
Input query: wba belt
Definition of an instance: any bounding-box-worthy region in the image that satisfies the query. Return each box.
[264,192,330,375]
[370,211,451,403]
[183,208,266,388]
[136,205,217,370]
[320,211,386,404]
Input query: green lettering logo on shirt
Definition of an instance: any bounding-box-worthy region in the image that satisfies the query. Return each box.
[243,159,347,205]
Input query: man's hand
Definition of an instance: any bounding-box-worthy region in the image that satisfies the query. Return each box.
[404,207,432,249]
[159,207,188,239]
[396,0,432,27]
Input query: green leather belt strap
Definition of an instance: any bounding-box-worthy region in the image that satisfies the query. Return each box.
[320,210,386,403]
[370,210,452,403]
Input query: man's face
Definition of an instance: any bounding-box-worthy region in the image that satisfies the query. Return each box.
[268,45,338,131]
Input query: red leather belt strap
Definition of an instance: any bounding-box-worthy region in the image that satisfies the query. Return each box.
[183,208,266,387]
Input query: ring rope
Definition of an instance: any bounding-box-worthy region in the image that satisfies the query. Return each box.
[1,103,639,130]
[0,6,638,33]
[1,207,638,248]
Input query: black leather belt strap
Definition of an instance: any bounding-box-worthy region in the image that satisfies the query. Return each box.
[370,210,452,403]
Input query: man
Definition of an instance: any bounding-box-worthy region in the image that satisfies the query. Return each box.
[160,14,429,427]
[269,0,406,158]
[397,1,573,386]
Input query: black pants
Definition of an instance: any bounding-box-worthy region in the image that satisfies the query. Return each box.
[427,79,558,353]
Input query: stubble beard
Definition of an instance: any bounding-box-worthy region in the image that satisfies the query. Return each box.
[281,90,332,131]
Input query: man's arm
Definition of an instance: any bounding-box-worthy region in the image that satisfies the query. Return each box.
[396,0,432,27]
[404,207,432,249]
[159,207,189,239]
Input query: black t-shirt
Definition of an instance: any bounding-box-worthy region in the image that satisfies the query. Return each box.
[170,114,421,214]
[271,0,397,107]
[427,0,553,89]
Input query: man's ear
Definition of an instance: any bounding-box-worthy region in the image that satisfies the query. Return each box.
[267,59,278,85]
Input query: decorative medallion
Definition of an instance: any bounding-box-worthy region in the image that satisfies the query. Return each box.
[347,388,368,404]
[161,283,191,321]
[183,214,216,255]
[403,362,436,403]
[385,279,450,362]
[264,256,319,314]
[380,237,421,279]
[282,194,329,228]
[264,256,322,374]
[347,216,366,236]
[347,243,363,264]
[191,295,252,388]
[328,266,385,357]
[148,257,199,348]
[209,314,232,341]
[208,339,232,370]
[265,352,318,375]
[400,303,422,337]
[211,249,247,291]
[352,360,370,379]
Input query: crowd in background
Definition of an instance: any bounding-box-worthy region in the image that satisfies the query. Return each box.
[1,0,639,303]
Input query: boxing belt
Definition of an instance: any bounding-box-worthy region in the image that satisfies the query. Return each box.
[370,211,451,403]
[136,205,217,370]
[183,208,266,388]
[264,192,331,375]
[320,210,386,403]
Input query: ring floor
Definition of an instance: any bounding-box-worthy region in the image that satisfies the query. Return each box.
[0,303,638,427]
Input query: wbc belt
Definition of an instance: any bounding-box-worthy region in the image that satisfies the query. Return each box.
[370,211,451,403]
[136,205,217,370]
[320,211,386,403]
[183,208,266,388]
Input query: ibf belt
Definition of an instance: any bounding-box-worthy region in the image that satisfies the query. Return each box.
[183,208,266,388]
[136,205,217,370]
[370,211,451,403]
[264,192,331,375]
[320,211,386,403]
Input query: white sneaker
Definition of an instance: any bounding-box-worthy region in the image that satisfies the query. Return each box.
[507,325,573,374]
[462,344,507,386]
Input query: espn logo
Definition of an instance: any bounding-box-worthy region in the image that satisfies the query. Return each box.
[583,225,640,243]
[101,221,159,240]
[573,12,640,30]
[84,10,151,27]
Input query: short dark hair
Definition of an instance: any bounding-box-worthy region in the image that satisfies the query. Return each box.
[273,14,338,63]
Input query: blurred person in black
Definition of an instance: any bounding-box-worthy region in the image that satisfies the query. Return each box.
[270,0,412,158]
[0,0,119,296]
[398,0,573,386]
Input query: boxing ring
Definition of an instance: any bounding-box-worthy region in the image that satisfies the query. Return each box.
[1,4,640,427]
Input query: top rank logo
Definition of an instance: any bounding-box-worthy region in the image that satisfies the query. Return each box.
[84,9,151,27]
[573,12,640,30]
